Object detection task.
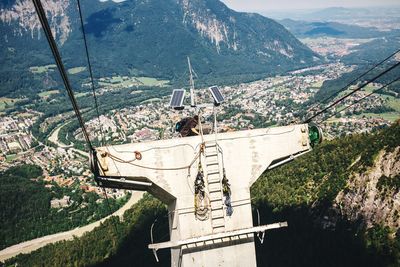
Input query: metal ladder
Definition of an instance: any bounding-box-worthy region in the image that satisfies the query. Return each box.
[204,141,225,232]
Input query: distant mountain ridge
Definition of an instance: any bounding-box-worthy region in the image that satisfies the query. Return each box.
[261,6,400,22]
[0,0,321,96]
[279,19,399,39]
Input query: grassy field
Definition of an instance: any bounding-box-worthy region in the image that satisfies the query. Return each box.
[336,84,379,98]
[362,84,379,93]
[311,81,324,88]
[18,112,35,118]
[0,97,19,111]
[355,112,400,122]
[98,75,169,89]
[5,154,17,162]
[68,67,86,75]
[135,77,169,87]
[327,112,400,123]
[333,84,400,120]
[140,98,161,104]
[29,64,56,74]
[387,97,400,112]
[38,90,60,98]
[75,92,90,98]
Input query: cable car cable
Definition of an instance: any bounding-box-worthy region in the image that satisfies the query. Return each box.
[76,1,124,238]
[76,0,106,146]
[305,48,400,118]
[304,61,400,123]
[320,76,400,123]
[32,0,94,151]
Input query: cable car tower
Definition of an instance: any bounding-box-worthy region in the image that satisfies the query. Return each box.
[90,58,323,266]
[32,0,399,264]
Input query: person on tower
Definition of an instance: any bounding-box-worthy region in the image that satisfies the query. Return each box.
[176,115,199,137]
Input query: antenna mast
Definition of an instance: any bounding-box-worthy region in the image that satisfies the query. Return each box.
[187,56,196,107]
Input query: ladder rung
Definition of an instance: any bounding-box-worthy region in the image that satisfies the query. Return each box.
[209,190,220,196]
[206,161,219,166]
[211,203,222,210]
[206,153,218,157]
[208,182,220,190]
[211,206,224,211]
[205,143,217,148]
[212,215,224,220]
[208,178,220,184]
[210,197,222,202]
[212,218,225,228]
[207,170,219,176]
[209,188,220,194]
[213,224,225,229]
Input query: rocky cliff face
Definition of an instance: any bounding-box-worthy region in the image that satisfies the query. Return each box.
[177,0,310,59]
[0,0,72,44]
[180,0,238,53]
[0,0,320,92]
[335,147,400,230]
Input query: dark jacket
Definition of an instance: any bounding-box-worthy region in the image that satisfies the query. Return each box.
[180,117,198,137]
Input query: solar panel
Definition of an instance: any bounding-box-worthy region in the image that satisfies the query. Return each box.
[209,86,224,105]
[169,89,185,109]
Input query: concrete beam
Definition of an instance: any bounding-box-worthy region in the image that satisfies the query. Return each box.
[149,222,288,250]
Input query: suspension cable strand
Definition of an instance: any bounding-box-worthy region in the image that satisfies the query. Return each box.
[321,76,400,122]
[76,0,106,146]
[101,187,120,235]
[306,48,400,116]
[304,61,400,123]
[32,0,93,151]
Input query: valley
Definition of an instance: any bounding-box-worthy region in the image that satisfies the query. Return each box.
[0,0,399,266]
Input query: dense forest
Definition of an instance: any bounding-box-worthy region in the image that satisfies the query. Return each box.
[3,122,399,267]
[0,164,128,250]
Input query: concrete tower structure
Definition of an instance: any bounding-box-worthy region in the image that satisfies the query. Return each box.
[91,123,315,267]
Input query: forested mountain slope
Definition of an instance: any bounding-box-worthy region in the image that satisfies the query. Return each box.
[0,0,320,97]
[0,164,125,250]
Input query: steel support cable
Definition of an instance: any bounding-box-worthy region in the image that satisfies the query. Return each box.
[320,76,400,123]
[76,0,106,146]
[32,0,93,151]
[306,48,400,117]
[34,0,122,238]
[101,187,120,235]
[304,61,400,123]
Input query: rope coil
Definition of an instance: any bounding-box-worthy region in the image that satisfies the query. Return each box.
[194,161,210,221]
[222,168,233,216]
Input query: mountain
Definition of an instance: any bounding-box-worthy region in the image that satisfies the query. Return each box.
[261,6,400,22]
[279,19,397,39]
[0,0,321,96]
[4,121,400,266]
[307,7,369,20]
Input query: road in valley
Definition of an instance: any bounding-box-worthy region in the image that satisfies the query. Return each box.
[0,118,142,262]
[0,191,144,262]
[48,121,89,157]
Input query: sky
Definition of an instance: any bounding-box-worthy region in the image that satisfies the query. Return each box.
[220,0,400,11]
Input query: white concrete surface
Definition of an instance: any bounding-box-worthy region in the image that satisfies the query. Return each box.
[96,124,312,267]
